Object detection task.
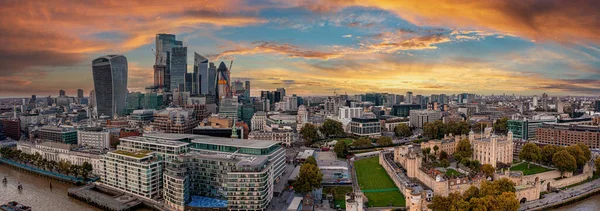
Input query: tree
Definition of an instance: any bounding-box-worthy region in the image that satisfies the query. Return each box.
[595,157,600,174]
[433,145,439,155]
[428,178,518,211]
[472,122,488,132]
[81,162,93,180]
[519,143,541,169]
[566,145,586,169]
[376,136,393,147]
[300,123,320,146]
[352,137,372,149]
[394,124,412,138]
[305,156,317,166]
[553,150,577,177]
[334,141,349,158]
[494,117,509,134]
[319,119,344,138]
[439,150,448,161]
[541,145,561,165]
[481,164,495,179]
[292,163,323,193]
[440,159,450,168]
[496,192,520,211]
[70,165,80,177]
[480,178,516,196]
[455,138,473,163]
[576,143,591,162]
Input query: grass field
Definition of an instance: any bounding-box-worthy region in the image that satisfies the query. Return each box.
[354,157,406,207]
[511,162,552,175]
[337,138,354,145]
[323,186,353,208]
[445,169,463,177]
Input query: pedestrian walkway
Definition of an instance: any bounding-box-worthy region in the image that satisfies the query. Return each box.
[0,158,97,183]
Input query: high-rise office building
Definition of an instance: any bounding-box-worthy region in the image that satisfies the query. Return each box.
[277,88,286,97]
[406,91,413,104]
[542,93,548,111]
[155,34,183,92]
[244,81,251,102]
[89,90,96,108]
[171,46,187,92]
[92,55,128,118]
[595,100,600,112]
[185,72,194,94]
[207,62,217,96]
[193,53,208,95]
[59,89,66,96]
[532,95,538,107]
[217,62,230,101]
[77,89,84,99]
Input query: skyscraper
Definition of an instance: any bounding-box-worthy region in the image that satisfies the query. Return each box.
[77,89,84,98]
[92,55,128,118]
[406,91,413,104]
[244,81,251,101]
[194,53,209,95]
[217,62,230,101]
[277,88,286,97]
[170,46,187,92]
[207,62,217,96]
[542,93,548,111]
[89,90,96,108]
[59,89,66,96]
[155,34,183,92]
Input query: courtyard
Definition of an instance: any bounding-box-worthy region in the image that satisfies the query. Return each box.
[354,156,406,207]
[510,162,553,175]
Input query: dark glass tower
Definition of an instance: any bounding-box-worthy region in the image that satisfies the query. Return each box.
[92,55,128,118]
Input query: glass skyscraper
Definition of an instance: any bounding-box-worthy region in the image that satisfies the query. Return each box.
[155,34,183,92]
[92,55,128,118]
[194,53,209,95]
[171,46,187,92]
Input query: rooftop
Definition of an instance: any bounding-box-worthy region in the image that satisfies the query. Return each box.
[191,136,279,149]
[121,135,190,147]
[112,150,152,158]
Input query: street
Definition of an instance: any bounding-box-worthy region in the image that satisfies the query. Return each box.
[519,177,600,210]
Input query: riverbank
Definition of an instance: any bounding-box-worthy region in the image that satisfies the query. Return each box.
[0,157,97,184]
[520,176,600,211]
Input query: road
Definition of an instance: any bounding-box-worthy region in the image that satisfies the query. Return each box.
[519,177,600,210]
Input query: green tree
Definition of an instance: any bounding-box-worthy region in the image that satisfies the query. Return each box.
[433,145,439,155]
[352,137,372,149]
[428,178,518,211]
[440,159,450,168]
[519,142,541,169]
[319,119,345,138]
[553,150,577,177]
[305,156,317,166]
[595,157,600,174]
[81,162,93,180]
[481,164,495,179]
[69,165,80,177]
[576,143,591,162]
[376,136,393,147]
[300,123,320,146]
[439,150,448,160]
[494,117,509,134]
[566,145,586,169]
[496,192,520,211]
[334,141,349,158]
[472,122,488,132]
[394,124,412,138]
[541,145,561,165]
[292,163,323,193]
[455,138,473,163]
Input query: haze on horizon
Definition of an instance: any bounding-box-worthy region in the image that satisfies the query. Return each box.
[0,0,599,98]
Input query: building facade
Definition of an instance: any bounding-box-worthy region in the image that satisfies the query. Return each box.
[350,117,381,137]
[38,125,78,144]
[469,129,514,168]
[92,55,128,118]
[101,150,163,199]
[251,112,267,131]
[151,107,199,134]
[409,110,442,128]
[536,123,600,148]
[77,128,110,149]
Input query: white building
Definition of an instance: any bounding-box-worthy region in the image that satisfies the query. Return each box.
[409,109,442,128]
[77,128,110,149]
[17,141,104,175]
[339,106,363,120]
[350,117,381,137]
[101,150,163,200]
[297,105,308,131]
[251,111,267,131]
[248,126,295,147]
[117,134,191,161]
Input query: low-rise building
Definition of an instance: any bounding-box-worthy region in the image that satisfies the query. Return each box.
[17,141,104,175]
[409,110,441,128]
[151,107,199,134]
[469,128,514,168]
[77,127,110,149]
[248,126,295,147]
[350,117,381,137]
[38,125,77,144]
[536,123,600,148]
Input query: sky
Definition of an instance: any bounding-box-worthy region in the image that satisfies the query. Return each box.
[0,0,599,98]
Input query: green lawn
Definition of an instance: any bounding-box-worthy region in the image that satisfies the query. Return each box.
[354,157,406,207]
[445,169,463,177]
[323,186,353,208]
[337,138,354,145]
[510,162,552,175]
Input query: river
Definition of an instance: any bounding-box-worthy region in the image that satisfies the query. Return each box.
[0,164,150,211]
[551,193,600,211]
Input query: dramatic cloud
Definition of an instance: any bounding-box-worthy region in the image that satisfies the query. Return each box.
[211,41,344,60]
[296,0,600,44]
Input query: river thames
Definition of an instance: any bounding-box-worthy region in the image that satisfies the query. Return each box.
[1,163,598,211]
[0,164,151,211]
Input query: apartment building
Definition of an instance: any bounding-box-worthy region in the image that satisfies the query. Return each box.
[101,150,163,200]
[536,123,600,148]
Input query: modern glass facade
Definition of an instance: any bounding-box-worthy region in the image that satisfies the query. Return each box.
[92,55,128,118]
[171,46,187,92]
[194,53,210,95]
[391,104,422,117]
[155,34,183,92]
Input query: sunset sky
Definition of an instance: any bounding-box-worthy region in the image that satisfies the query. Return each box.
[0,0,599,97]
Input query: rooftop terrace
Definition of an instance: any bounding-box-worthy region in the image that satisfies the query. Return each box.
[112,150,152,158]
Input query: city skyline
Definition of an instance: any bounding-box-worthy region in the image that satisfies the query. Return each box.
[1,1,599,98]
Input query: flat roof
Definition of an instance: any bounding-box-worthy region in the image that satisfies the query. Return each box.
[121,136,189,147]
[191,136,279,149]
[143,133,200,140]
[112,150,152,158]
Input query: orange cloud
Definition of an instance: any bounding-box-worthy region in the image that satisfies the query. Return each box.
[211,41,344,60]
[298,0,600,44]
